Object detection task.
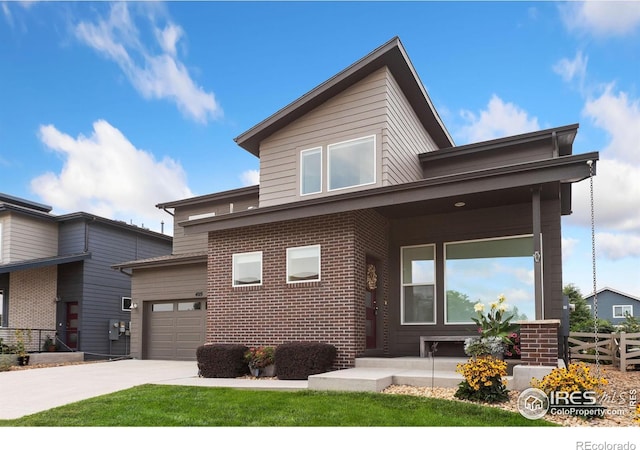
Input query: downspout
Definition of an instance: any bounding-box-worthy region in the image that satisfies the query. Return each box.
[531,187,543,319]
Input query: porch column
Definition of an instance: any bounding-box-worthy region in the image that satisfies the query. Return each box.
[531,187,543,319]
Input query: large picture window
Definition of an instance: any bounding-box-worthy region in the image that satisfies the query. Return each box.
[328,135,375,191]
[401,245,436,324]
[300,147,322,195]
[287,245,320,283]
[444,235,535,324]
[232,251,263,287]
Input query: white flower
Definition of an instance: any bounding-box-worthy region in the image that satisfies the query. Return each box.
[474,303,485,312]
[497,294,506,303]
[499,303,509,313]
[490,302,498,310]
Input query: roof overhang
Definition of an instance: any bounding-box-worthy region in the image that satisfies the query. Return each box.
[234,36,454,156]
[181,151,599,234]
[0,253,91,274]
[112,252,207,271]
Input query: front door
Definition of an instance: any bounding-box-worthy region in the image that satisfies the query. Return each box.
[66,301,79,350]
[365,260,378,349]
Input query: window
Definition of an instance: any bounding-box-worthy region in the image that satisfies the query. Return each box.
[287,245,320,283]
[328,135,375,191]
[301,147,322,195]
[152,303,173,312]
[121,297,132,311]
[178,301,203,311]
[233,252,262,286]
[401,245,436,324]
[444,235,535,324]
[613,305,633,318]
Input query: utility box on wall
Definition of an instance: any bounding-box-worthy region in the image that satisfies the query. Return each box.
[108,319,124,341]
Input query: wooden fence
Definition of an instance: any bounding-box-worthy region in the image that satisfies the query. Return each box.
[568,331,640,373]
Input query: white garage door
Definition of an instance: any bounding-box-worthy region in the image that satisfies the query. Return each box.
[145,300,206,360]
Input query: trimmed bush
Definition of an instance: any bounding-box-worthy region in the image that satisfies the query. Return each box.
[275,341,337,380]
[196,344,249,378]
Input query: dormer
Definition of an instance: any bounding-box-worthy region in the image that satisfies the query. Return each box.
[234,37,454,208]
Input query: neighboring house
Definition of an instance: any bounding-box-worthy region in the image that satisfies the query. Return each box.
[0,193,172,358]
[584,288,640,326]
[116,37,598,368]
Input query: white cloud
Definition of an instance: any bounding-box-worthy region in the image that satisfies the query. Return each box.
[74,3,221,124]
[31,120,193,233]
[2,2,12,27]
[562,237,579,258]
[240,169,259,186]
[596,232,640,260]
[553,51,588,86]
[560,2,640,37]
[457,95,540,144]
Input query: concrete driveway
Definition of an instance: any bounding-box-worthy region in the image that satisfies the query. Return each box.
[0,359,308,420]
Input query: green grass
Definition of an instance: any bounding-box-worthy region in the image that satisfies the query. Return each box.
[0,385,558,427]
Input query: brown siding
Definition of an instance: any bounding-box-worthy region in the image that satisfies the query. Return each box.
[4,213,57,263]
[383,69,437,185]
[172,197,258,255]
[387,199,563,356]
[258,69,389,207]
[8,266,57,329]
[206,210,388,369]
[128,263,207,359]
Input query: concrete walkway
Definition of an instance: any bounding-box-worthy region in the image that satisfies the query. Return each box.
[0,359,308,420]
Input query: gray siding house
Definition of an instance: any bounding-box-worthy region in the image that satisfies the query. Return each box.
[118,37,598,368]
[0,194,172,358]
[584,287,640,326]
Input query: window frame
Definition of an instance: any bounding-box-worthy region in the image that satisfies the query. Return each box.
[327,135,376,192]
[443,234,536,325]
[232,251,263,287]
[613,305,633,318]
[286,244,321,284]
[300,147,323,196]
[121,297,132,311]
[400,244,436,325]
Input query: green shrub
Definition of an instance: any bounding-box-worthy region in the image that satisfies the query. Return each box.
[196,344,248,378]
[275,341,336,380]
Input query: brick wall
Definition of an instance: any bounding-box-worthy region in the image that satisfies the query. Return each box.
[519,320,560,366]
[9,266,57,329]
[207,210,389,369]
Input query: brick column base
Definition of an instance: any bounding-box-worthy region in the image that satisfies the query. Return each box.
[518,320,560,366]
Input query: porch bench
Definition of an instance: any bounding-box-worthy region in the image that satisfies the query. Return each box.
[420,335,476,358]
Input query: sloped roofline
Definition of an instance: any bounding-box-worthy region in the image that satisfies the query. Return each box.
[585,287,640,303]
[156,185,259,209]
[234,36,454,156]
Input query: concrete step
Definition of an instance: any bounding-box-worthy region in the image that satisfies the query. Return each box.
[308,368,396,392]
[355,356,466,372]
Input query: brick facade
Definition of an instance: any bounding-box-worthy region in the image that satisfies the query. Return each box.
[8,266,57,329]
[519,320,560,366]
[207,209,388,369]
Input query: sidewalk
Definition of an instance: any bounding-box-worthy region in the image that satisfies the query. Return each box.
[0,359,308,420]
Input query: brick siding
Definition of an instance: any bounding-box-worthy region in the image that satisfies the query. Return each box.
[207,209,388,369]
[519,320,560,366]
[8,266,57,329]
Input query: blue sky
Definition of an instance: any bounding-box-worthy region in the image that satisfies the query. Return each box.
[1,1,640,300]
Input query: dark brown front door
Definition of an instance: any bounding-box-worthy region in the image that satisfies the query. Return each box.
[365,260,378,349]
[66,301,79,350]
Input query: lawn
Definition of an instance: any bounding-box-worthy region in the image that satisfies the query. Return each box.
[0,384,557,427]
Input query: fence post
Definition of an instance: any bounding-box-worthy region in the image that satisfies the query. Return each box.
[619,331,626,373]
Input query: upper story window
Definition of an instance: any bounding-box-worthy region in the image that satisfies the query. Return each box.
[300,147,322,195]
[613,305,632,318]
[328,135,376,191]
[232,251,263,287]
[287,245,321,283]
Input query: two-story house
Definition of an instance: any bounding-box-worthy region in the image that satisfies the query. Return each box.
[584,288,640,326]
[0,193,172,358]
[117,37,598,368]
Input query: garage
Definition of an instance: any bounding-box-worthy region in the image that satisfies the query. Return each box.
[144,299,206,360]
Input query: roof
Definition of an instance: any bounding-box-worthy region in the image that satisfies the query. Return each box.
[112,252,207,270]
[0,253,91,274]
[234,36,454,156]
[56,212,171,242]
[584,287,640,303]
[156,185,259,209]
[0,193,52,213]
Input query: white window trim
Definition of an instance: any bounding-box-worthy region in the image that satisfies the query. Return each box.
[121,297,132,311]
[613,305,633,318]
[443,234,536,325]
[232,251,263,287]
[327,135,376,192]
[300,147,323,196]
[400,244,436,325]
[286,244,321,284]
